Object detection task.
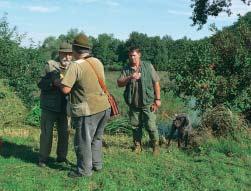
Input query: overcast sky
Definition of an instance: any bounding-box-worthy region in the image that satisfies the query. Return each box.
[0,0,250,46]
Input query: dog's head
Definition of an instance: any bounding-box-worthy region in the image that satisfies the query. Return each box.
[173,114,189,129]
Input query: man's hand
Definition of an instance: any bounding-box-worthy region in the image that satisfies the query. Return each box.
[117,75,132,87]
[154,99,161,107]
[151,100,161,112]
[53,79,61,87]
[152,81,161,112]
[131,72,141,80]
[60,85,71,94]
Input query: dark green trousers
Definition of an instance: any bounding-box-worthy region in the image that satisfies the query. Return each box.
[129,105,159,143]
[39,109,69,162]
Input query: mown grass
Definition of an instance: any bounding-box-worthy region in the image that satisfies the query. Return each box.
[0,75,251,191]
[1,130,250,191]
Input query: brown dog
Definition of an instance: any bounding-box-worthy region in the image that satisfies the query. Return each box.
[167,114,192,148]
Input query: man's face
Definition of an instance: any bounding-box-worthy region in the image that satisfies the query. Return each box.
[59,52,73,63]
[129,51,141,65]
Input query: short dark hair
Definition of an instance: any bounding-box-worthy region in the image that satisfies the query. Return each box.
[128,47,141,54]
[72,45,91,54]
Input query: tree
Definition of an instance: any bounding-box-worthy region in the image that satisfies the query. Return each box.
[0,14,46,106]
[58,28,83,43]
[191,0,251,28]
[125,32,152,61]
[41,36,59,59]
[92,33,122,66]
[40,28,83,59]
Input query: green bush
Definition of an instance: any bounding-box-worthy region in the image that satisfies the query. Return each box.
[25,102,41,127]
[105,116,131,134]
[0,14,46,107]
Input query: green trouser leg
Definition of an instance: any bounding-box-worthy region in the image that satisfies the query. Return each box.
[56,113,69,160]
[129,107,142,143]
[132,128,143,143]
[142,106,159,143]
[129,106,159,144]
[39,109,68,162]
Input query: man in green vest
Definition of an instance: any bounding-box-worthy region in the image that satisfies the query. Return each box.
[117,47,161,155]
[38,42,72,167]
[60,34,111,178]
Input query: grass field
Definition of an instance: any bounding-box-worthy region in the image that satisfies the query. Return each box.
[0,73,251,191]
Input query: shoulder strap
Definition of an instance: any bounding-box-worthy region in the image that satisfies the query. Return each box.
[84,58,110,96]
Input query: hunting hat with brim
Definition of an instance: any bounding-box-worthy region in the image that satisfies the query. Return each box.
[59,42,72,53]
[72,33,90,49]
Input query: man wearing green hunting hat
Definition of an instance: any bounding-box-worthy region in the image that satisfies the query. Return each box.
[38,42,73,167]
[60,34,111,178]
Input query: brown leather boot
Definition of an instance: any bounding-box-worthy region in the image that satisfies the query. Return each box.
[152,141,160,156]
[133,141,142,154]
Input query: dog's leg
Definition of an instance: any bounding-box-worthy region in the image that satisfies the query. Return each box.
[167,138,171,147]
[177,129,183,148]
[167,125,176,147]
[184,131,189,147]
[178,138,181,148]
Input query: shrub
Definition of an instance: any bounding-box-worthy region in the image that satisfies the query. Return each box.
[0,14,46,107]
[25,102,41,127]
[201,105,246,137]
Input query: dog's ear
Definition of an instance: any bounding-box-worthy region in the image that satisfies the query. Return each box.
[173,116,180,128]
[183,115,189,127]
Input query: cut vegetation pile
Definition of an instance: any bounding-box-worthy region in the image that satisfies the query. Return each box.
[201,105,247,137]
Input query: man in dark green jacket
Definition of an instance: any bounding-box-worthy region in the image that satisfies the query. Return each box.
[38,42,72,167]
[117,47,161,155]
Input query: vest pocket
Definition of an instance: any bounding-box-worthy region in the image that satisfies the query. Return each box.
[145,88,154,97]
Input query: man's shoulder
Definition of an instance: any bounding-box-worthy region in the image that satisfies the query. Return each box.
[140,60,152,70]
[74,57,101,65]
[87,57,103,65]
[43,60,60,73]
[66,61,79,72]
[141,60,152,66]
[73,59,83,65]
[122,64,131,71]
[47,60,59,66]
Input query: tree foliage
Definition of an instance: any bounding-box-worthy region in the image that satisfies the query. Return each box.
[0,12,251,116]
[41,28,83,60]
[0,14,46,106]
[191,0,251,28]
[91,33,123,68]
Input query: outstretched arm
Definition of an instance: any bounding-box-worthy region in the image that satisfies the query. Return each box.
[151,82,161,112]
[154,82,161,101]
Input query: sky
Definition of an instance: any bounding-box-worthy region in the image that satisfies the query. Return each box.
[0,0,250,46]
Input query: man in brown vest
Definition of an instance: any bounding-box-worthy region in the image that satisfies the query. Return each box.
[60,34,111,178]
